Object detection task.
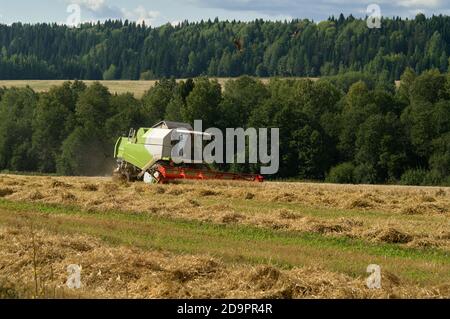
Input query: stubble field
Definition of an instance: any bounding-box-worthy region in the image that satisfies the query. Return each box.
[0,174,448,298]
[0,78,320,97]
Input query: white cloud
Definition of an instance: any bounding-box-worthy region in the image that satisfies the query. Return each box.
[407,8,426,16]
[71,0,105,11]
[66,1,160,25]
[397,0,442,8]
[122,6,160,26]
[68,0,123,19]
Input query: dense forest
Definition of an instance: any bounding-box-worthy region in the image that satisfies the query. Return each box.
[0,70,449,185]
[1,14,450,80]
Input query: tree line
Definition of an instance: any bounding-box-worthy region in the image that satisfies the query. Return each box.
[1,14,450,80]
[0,70,449,185]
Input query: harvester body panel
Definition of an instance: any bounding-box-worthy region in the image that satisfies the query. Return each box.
[115,129,155,170]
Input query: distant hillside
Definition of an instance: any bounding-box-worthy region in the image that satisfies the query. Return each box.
[0,14,449,80]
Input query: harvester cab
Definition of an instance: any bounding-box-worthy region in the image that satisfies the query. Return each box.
[114,121,264,184]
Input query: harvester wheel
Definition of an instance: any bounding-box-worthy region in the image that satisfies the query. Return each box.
[113,162,139,183]
[145,165,164,184]
[112,171,125,182]
[144,171,161,184]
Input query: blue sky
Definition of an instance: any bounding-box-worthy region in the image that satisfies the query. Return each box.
[0,0,449,26]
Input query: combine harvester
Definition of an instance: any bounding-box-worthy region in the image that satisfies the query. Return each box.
[114,121,264,184]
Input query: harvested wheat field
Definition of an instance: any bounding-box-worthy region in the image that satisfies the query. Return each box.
[0,78,318,98]
[0,174,449,299]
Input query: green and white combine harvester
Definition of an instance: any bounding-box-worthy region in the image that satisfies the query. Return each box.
[114,121,264,184]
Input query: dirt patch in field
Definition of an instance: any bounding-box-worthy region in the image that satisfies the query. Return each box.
[222,212,246,224]
[81,184,99,192]
[0,188,15,197]
[309,222,349,234]
[29,191,45,201]
[407,238,441,249]
[377,228,413,244]
[346,197,374,209]
[198,189,220,197]
[50,180,73,189]
[278,209,302,220]
[362,227,414,245]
